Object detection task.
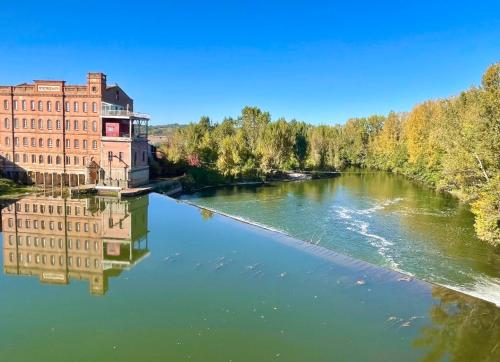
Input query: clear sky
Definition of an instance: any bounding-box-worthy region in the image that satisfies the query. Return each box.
[0,1,499,125]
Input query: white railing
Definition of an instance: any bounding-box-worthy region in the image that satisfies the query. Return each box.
[101,109,150,119]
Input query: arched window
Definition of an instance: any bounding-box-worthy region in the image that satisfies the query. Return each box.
[74,120,78,130]
[65,102,70,112]
[31,119,35,129]
[92,120,97,132]
[14,137,19,146]
[30,100,35,111]
[22,100,27,111]
[22,119,28,128]
[56,101,61,112]
[56,139,60,148]
[14,154,19,163]
[48,138,53,148]
[31,138,35,147]
[47,155,53,164]
[92,102,97,113]
[38,138,43,147]
[5,137,10,145]
[47,119,52,129]
[73,102,78,112]
[39,155,44,163]
[83,120,88,130]
[83,102,88,112]
[56,120,61,129]
[4,118,9,129]
[38,119,43,129]
[23,137,28,146]
[92,140,97,149]
[14,118,19,128]
[56,155,61,165]
[38,101,43,111]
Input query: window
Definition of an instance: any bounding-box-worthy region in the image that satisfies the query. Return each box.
[5,137,10,146]
[66,139,70,148]
[92,102,97,113]
[48,138,53,148]
[92,140,97,149]
[47,155,53,164]
[65,119,70,130]
[31,154,36,163]
[13,100,18,111]
[31,138,35,147]
[65,155,71,165]
[83,120,88,131]
[92,120,97,132]
[22,100,27,111]
[23,137,28,146]
[56,139,60,148]
[3,100,8,110]
[47,101,52,112]
[65,102,70,112]
[23,119,28,128]
[56,119,61,129]
[38,155,44,163]
[47,119,52,129]
[83,102,88,112]
[74,156,79,165]
[30,100,35,111]
[74,120,78,130]
[56,155,61,165]
[4,118,9,129]
[74,139,79,148]
[73,102,78,112]
[14,137,19,146]
[38,119,43,129]
[82,156,86,165]
[38,101,43,111]
[23,154,28,163]
[83,140,88,149]
[31,119,35,129]
[56,101,61,112]
[14,118,19,128]
[38,138,43,147]
[14,153,19,162]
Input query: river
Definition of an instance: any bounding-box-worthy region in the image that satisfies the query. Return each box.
[0,192,498,361]
[180,171,500,306]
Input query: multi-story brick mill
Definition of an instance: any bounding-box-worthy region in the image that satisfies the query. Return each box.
[0,72,150,188]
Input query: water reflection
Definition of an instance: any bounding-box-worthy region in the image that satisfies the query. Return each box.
[414,286,500,362]
[1,194,149,295]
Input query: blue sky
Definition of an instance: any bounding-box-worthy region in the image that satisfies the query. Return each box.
[0,1,499,125]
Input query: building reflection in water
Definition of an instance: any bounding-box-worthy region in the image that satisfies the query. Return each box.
[1,194,149,295]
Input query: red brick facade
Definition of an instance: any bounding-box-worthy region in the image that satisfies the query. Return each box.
[0,73,150,188]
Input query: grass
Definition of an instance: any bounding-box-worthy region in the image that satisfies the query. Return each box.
[0,178,38,198]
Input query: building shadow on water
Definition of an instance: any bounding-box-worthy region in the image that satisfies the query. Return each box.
[1,193,149,295]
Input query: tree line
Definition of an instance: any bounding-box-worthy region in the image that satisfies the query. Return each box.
[154,63,499,245]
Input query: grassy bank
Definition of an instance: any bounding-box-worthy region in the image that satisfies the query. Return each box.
[0,178,38,198]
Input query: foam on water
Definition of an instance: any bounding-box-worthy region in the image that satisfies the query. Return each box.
[443,275,500,307]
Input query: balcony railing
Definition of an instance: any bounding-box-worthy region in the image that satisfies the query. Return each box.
[101,109,150,119]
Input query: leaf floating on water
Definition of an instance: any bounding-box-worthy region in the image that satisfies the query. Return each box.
[387,316,397,322]
[355,279,366,285]
[401,321,411,328]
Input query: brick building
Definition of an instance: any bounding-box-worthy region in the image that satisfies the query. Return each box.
[1,194,149,295]
[0,73,150,188]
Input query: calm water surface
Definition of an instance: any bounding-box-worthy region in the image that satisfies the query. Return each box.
[0,192,499,361]
[180,172,500,305]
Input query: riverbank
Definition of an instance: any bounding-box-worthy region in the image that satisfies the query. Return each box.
[0,178,39,199]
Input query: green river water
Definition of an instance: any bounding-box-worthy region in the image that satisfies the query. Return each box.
[181,172,500,306]
[0,189,499,361]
